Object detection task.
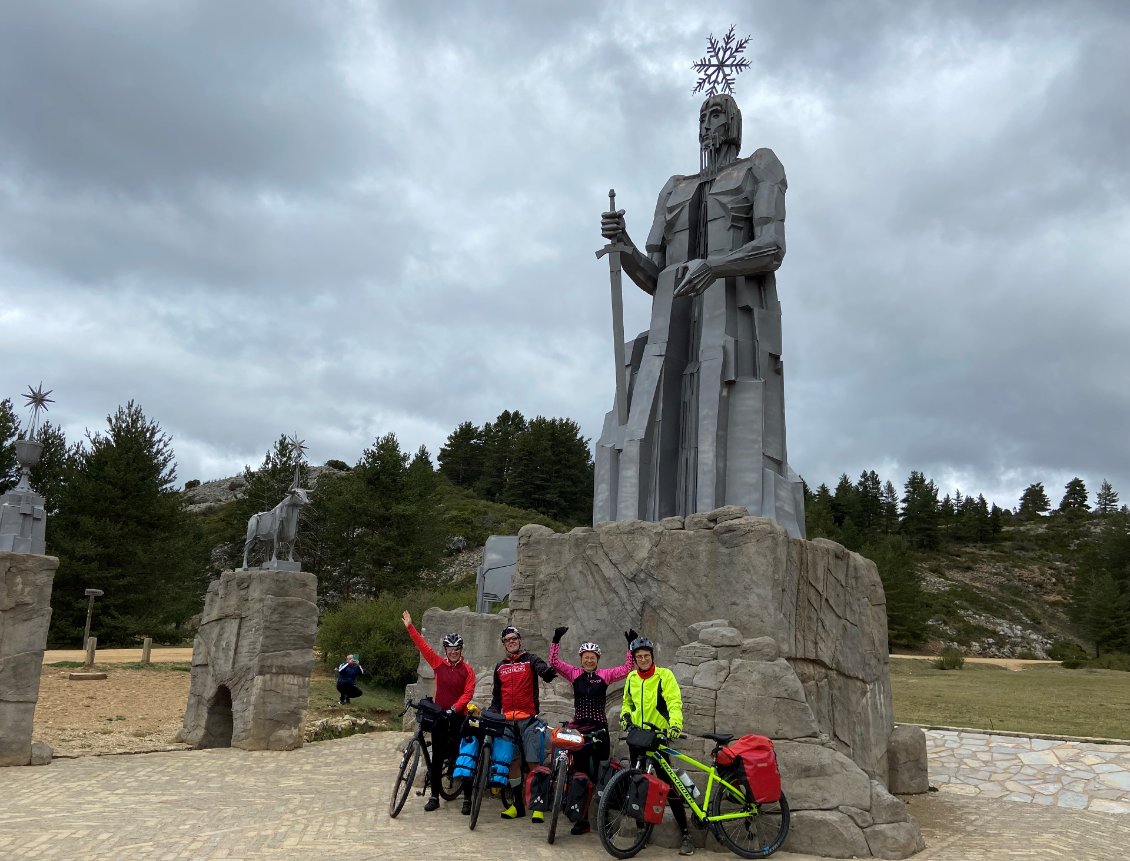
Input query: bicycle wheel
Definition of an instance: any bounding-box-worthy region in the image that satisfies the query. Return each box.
[546,757,568,844]
[389,737,422,818]
[438,756,465,801]
[468,737,491,830]
[709,785,790,858]
[596,768,651,859]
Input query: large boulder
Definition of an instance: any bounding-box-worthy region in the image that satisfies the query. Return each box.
[511,513,892,778]
[179,569,317,751]
[0,552,58,767]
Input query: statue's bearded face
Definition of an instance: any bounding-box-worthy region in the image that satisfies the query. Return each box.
[700,101,730,152]
[698,94,742,162]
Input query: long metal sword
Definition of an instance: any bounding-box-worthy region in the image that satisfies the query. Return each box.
[596,189,631,426]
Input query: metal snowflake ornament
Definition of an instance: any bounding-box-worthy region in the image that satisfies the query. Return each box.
[692,27,751,97]
[21,382,54,440]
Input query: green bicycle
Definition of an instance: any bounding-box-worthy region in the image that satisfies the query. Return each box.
[595,724,789,859]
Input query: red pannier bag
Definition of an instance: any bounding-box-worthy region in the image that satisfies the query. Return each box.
[715,734,781,803]
[625,772,669,825]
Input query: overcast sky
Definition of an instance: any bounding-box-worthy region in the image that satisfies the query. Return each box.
[2,0,1127,513]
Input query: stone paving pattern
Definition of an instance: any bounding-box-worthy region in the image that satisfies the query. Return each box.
[1,731,1128,860]
[927,729,1130,813]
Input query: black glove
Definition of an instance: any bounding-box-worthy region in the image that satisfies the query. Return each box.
[552,625,569,644]
[624,628,639,645]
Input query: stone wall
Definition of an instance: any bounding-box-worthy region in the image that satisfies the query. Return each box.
[179,569,317,751]
[0,551,58,766]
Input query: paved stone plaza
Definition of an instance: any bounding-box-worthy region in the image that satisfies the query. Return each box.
[1,730,1127,860]
[927,728,1130,813]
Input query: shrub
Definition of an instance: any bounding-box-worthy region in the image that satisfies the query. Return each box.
[1049,640,1088,662]
[324,459,351,471]
[316,579,477,687]
[934,645,966,670]
[1062,653,1130,673]
[184,479,201,491]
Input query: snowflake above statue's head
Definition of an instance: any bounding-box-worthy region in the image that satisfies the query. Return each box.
[692,26,751,97]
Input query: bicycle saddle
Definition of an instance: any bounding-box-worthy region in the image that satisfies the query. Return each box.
[702,732,735,744]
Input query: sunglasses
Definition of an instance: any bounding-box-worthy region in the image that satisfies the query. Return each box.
[502,636,521,644]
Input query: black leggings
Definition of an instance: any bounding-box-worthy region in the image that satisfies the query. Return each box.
[429,720,471,800]
[627,744,689,832]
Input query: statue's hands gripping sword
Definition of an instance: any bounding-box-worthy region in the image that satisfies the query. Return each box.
[597,190,632,427]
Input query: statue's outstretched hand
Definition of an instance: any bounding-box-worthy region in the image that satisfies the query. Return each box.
[601,208,627,242]
[674,258,714,298]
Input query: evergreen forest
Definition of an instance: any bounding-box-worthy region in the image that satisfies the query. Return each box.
[3,395,1129,685]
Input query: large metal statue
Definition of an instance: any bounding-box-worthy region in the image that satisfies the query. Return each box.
[593,34,805,537]
[241,434,312,570]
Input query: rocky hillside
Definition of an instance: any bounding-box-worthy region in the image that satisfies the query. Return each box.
[916,521,1090,659]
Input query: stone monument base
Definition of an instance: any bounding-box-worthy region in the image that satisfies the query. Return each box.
[410,511,928,858]
[178,568,317,751]
[0,551,58,766]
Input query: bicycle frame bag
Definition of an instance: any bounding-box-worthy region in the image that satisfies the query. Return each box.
[625,772,668,825]
[489,733,518,786]
[416,697,444,732]
[715,734,781,803]
[524,765,552,812]
[452,735,480,779]
[476,709,510,738]
[625,725,661,751]
[564,772,592,822]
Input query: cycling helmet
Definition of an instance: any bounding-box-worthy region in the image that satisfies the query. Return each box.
[500,625,521,641]
[577,642,601,657]
[442,632,464,649]
[629,636,655,655]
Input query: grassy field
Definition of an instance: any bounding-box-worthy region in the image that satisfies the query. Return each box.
[891,658,1130,739]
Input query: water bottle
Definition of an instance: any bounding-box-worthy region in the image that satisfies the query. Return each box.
[676,769,702,801]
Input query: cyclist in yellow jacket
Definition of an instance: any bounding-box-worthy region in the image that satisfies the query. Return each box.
[619,636,694,856]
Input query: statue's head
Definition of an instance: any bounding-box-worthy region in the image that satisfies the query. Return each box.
[699,93,742,173]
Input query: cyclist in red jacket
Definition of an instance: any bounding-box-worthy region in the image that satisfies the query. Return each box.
[402,610,477,813]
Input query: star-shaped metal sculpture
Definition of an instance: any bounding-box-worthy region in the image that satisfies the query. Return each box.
[692,26,751,97]
[287,433,308,490]
[21,382,54,440]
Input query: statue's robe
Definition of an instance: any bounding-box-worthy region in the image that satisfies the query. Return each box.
[594,148,805,537]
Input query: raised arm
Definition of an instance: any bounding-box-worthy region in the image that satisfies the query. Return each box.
[402,610,442,670]
[548,642,582,682]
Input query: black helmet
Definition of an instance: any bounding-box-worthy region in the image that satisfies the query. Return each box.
[500,625,521,641]
[629,636,655,655]
[442,632,464,649]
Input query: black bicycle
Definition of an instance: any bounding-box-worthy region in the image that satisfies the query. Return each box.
[389,698,464,818]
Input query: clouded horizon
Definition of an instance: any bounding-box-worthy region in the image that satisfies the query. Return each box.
[3,0,1127,514]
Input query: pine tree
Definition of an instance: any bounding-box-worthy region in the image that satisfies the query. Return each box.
[804,482,837,540]
[900,470,940,550]
[0,397,19,492]
[438,421,483,487]
[863,535,928,648]
[475,410,527,501]
[1058,477,1089,514]
[855,470,882,534]
[879,481,900,534]
[1095,480,1120,515]
[830,474,858,528]
[28,421,76,516]
[1017,482,1051,518]
[503,417,593,524]
[48,402,201,646]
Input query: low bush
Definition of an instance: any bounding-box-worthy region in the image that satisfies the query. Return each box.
[934,645,966,670]
[1049,640,1088,662]
[1062,652,1130,673]
[315,578,476,686]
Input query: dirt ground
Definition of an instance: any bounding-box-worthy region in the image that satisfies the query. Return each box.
[34,661,194,757]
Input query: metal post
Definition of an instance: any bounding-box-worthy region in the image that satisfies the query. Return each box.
[81,588,103,667]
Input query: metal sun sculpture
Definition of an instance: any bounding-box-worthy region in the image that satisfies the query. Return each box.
[21,382,54,441]
[691,26,751,97]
